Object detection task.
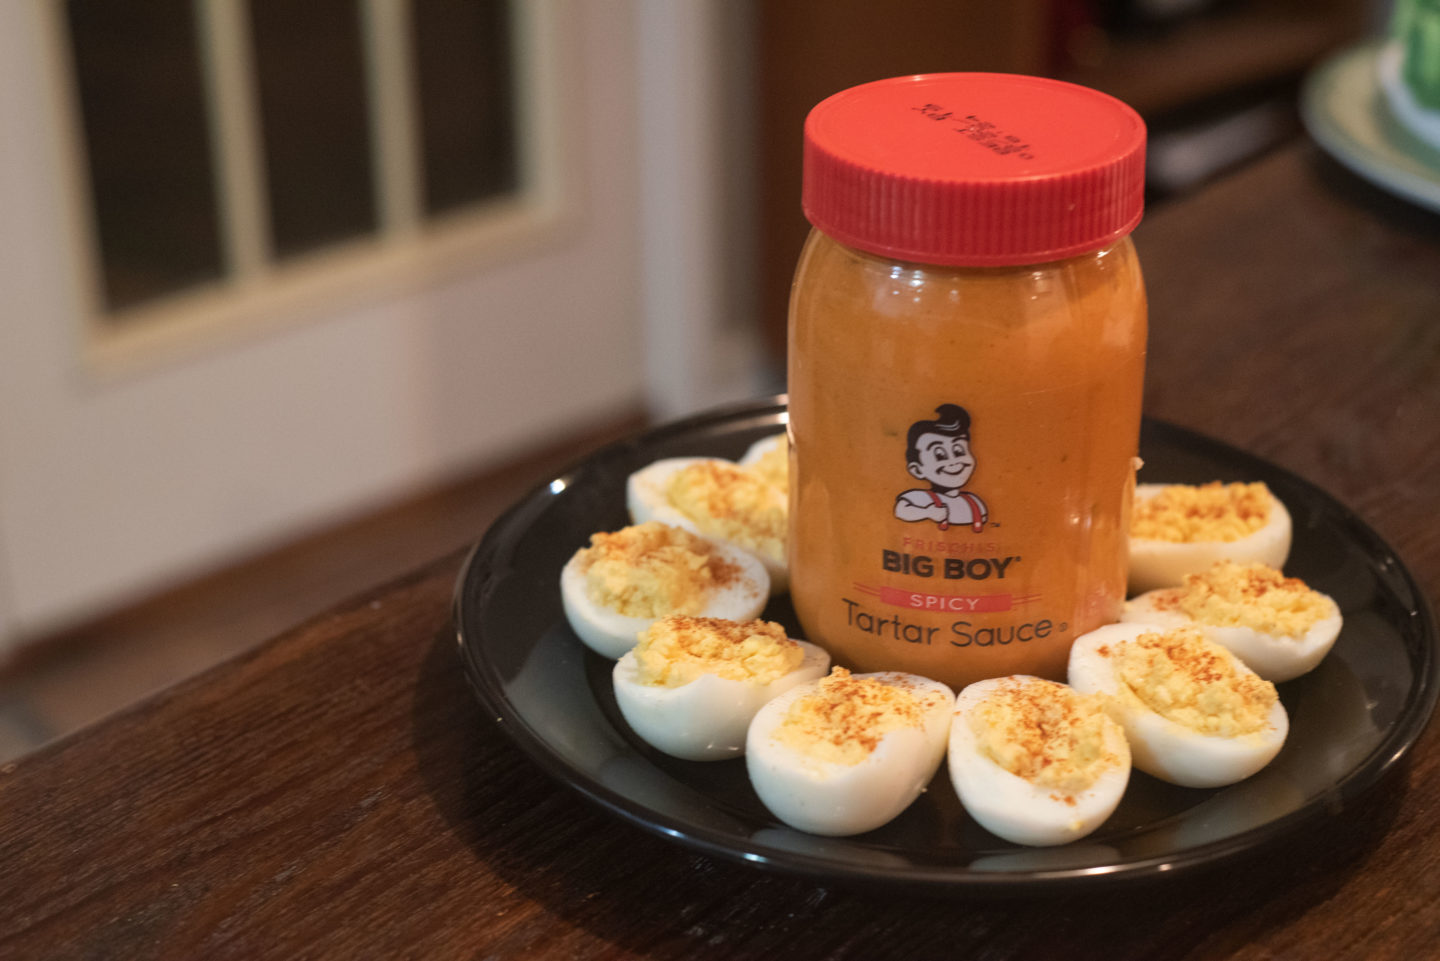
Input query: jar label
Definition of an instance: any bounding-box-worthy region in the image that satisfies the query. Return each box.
[788,379,1139,691]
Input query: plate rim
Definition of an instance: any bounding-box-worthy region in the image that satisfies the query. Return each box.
[452,395,1440,892]
[1301,38,1440,213]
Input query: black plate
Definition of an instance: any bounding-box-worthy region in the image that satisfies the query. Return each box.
[453,396,1438,891]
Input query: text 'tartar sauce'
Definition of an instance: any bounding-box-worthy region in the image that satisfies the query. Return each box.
[787,73,1148,691]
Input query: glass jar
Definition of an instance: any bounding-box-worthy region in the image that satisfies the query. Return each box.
[787,73,1148,692]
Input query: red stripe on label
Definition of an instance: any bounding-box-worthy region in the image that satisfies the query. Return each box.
[873,586,1013,612]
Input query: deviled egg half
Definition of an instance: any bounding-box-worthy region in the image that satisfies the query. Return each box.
[560,521,769,658]
[1122,560,1341,682]
[949,676,1131,847]
[1069,623,1288,788]
[627,456,789,594]
[612,615,828,761]
[746,668,953,836]
[1128,481,1292,595]
[739,431,788,495]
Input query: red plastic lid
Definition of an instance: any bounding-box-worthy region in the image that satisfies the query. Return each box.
[803,73,1147,266]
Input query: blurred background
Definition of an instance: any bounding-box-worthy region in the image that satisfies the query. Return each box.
[0,0,1386,757]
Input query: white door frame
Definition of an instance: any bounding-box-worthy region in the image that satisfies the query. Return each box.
[3,0,770,647]
[635,0,771,420]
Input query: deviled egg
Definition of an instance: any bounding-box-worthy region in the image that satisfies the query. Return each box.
[612,615,828,761]
[739,431,788,494]
[745,668,953,836]
[1122,560,1341,682]
[1128,481,1292,595]
[949,676,1131,847]
[560,522,769,658]
[1069,623,1288,788]
[627,457,788,594]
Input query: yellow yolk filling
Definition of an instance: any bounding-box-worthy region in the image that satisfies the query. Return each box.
[746,436,789,493]
[774,668,940,766]
[1130,481,1273,543]
[632,616,800,688]
[578,522,741,618]
[1114,628,1277,736]
[971,678,1122,795]
[1156,561,1334,637]
[665,461,786,561]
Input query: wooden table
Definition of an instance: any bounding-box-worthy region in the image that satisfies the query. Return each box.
[4,141,1439,959]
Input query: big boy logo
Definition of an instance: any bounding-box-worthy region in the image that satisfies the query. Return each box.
[893,404,990,533]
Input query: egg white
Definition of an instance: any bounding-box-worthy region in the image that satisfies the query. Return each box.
[948,676,1131,847]
[1068,622,1289,788]
[744,672,953,836]
[1122,586,1341,683]
[559,532,769,659]
[1127,483,1292,595]
[612,639,829,761]
[627,456,788,594]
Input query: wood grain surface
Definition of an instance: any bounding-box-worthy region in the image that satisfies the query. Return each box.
[2,142,1439,960]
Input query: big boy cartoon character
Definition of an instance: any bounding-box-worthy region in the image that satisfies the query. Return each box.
[894,404,989,532]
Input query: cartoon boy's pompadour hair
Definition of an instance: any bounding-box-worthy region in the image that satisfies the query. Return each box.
[905,404,971,463]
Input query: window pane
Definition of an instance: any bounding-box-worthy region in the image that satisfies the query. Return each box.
[249,0,377,259]
[66,0,225,313]
[411,0,520,216]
